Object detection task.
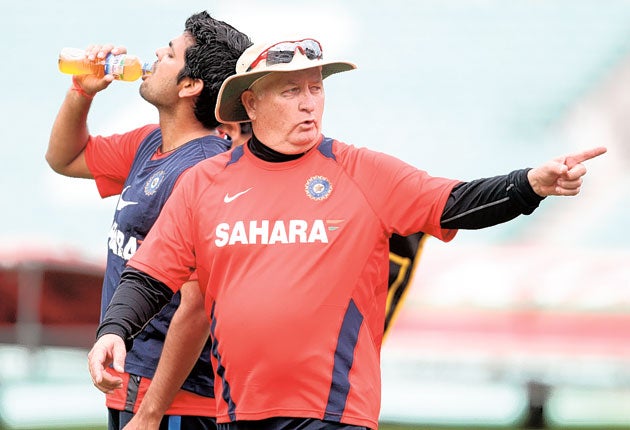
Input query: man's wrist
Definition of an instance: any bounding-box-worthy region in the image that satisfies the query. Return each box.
[512,168,544,214]
[96,323,133,351]
[133,406,164,426]
[70,76,95,100]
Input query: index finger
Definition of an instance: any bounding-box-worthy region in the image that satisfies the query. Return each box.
[88,346,108,383]
[564,146,607,169]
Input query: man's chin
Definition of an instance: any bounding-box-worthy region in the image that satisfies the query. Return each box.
[291,139,319,153]
[292,130,320,146]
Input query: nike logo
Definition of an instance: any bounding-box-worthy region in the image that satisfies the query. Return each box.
[117,186,139,211]
[224,187,253,203]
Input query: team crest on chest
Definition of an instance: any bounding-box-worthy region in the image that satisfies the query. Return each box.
[144,170,166,196]
[305,176,332,201]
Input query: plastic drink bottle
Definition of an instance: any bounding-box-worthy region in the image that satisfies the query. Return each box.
[58,47,153,81]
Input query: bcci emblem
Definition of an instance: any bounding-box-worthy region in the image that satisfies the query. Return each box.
[144,170,165,196]
[305,176,332,201]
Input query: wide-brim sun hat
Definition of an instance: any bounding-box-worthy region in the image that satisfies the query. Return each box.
[215,38,357,123]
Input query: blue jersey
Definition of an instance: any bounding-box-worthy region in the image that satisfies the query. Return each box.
[102,128,231,396]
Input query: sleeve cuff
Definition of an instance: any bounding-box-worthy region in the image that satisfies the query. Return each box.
[510,168,545,215]
[96,323,134,351]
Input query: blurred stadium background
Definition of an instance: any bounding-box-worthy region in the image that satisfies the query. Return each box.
[1,0,628,429]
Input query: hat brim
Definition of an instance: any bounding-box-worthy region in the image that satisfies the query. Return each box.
[215,58,356,123]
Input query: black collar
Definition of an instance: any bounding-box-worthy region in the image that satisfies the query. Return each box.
[247,133,305,162]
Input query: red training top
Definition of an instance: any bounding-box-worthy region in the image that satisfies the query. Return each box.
[129,136,459,428]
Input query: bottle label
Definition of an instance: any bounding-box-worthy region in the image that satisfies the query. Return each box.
[104,53,126,78]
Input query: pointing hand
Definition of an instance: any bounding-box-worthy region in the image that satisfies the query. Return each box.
[527,146,607,197]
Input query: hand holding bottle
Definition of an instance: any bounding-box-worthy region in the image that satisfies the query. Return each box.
[59,45,152,97]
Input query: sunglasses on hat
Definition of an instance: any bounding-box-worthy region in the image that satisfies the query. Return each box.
[246,38,323,72]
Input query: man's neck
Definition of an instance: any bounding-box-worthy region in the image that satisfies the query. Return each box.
[248,133,305,162]
[158,114,217,152]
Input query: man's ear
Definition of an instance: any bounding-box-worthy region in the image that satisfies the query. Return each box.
[179,77,204,98]
[218,122,240,137]
[241,90,256,120]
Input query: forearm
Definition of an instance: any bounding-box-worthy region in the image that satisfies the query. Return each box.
[97,267,174,350]
[441,168,544,229]
[135,281,210,422]
[46,83,93,178]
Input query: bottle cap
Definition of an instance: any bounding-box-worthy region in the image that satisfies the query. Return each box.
[60,47,86,59]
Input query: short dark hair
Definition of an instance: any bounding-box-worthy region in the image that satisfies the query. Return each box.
[180,11,252,129]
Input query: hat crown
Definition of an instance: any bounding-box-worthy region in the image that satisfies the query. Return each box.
[236,39,322,74]
[215,38,357,123]
[235,42,268,74]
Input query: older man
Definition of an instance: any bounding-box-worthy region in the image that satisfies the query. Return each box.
[89,38,606,430]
